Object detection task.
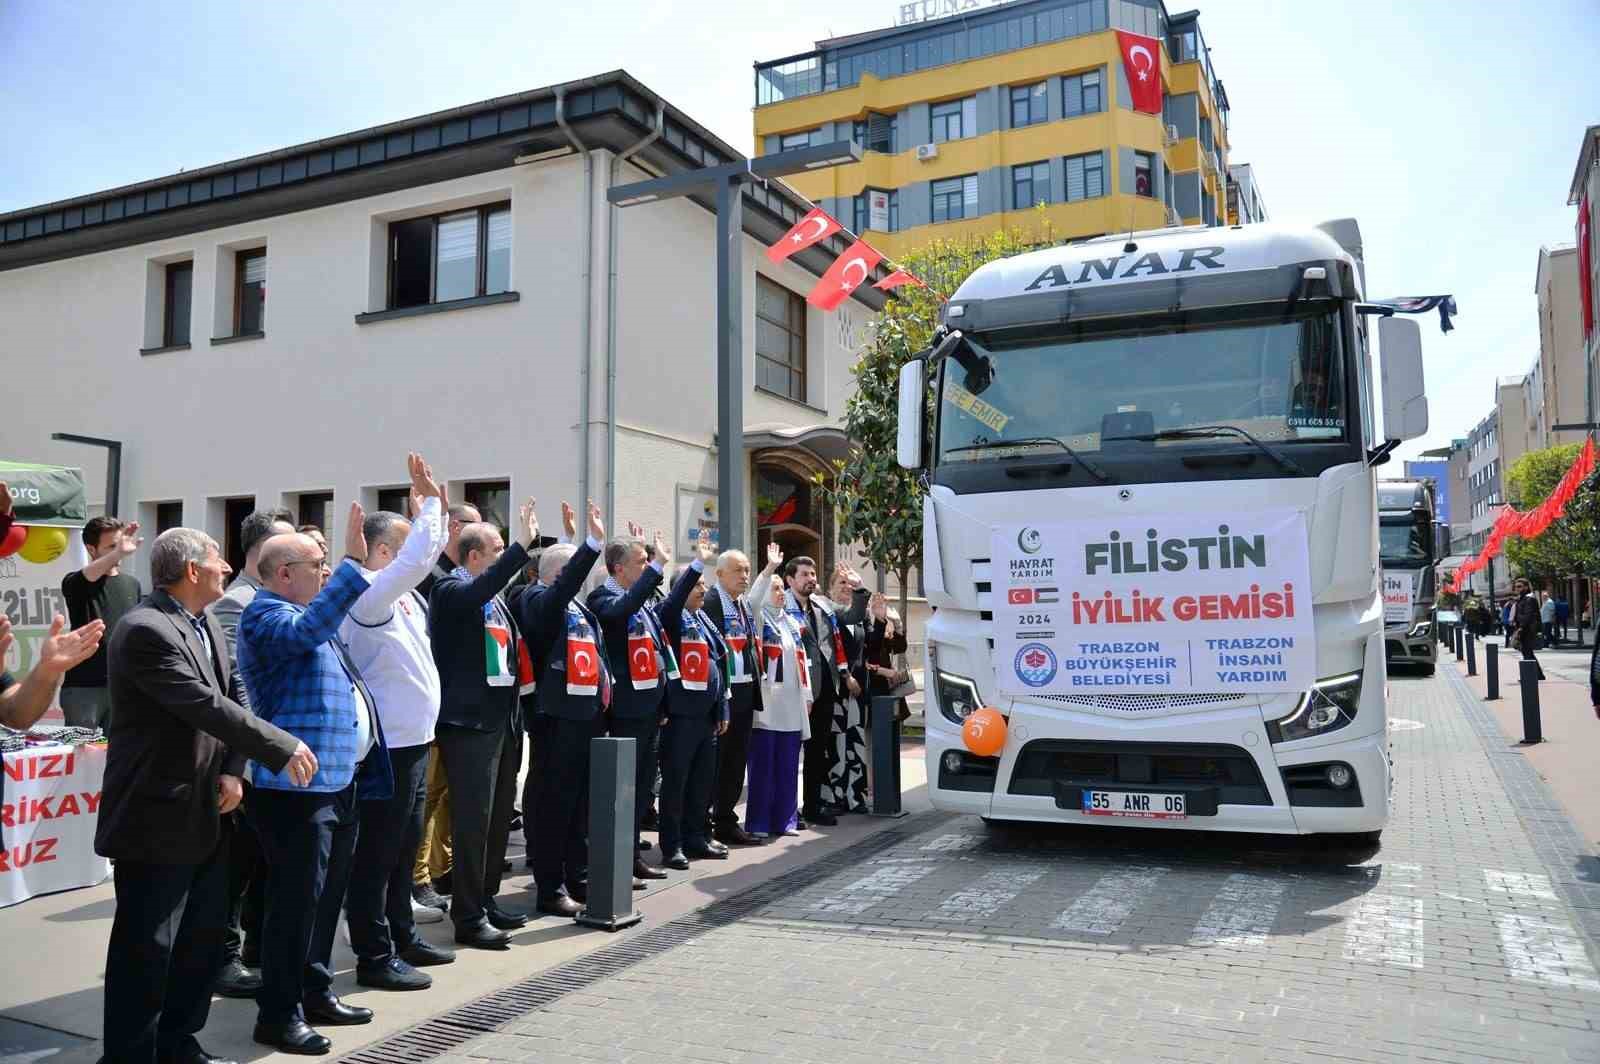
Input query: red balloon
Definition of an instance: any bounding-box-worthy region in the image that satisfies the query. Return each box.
[0,523,25,558]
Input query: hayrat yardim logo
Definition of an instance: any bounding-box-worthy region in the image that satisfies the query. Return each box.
[1017,527,1043,555]
[1014,642,1057,687]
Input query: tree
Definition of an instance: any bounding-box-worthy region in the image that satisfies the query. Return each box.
[819,219,1057,629]
[1503,442,1599,588]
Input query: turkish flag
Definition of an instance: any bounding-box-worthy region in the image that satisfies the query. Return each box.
[1580,195,1595,343]
[628,632,660,689]
[566,633,601,696]
[1116,31,1163,115]
[807,238,883,311]
[679,636,711,691]
[767,207,842,264]
[874,269,925,292]
[1007,588,1034,605]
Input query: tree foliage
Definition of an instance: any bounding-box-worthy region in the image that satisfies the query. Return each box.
[1503,442,1599,585]
[819,219,1058,623]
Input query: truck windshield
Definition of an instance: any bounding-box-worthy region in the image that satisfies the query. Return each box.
[1379,517,1429,567]
[937,307,1347,464]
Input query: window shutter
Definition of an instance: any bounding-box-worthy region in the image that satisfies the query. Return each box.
[241,255,266,285]
[962,175,978,215]
[1066,156,1085,201]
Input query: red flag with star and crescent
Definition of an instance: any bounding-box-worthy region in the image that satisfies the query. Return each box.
[767,207,843,264]
[1115,31,1163,115]
[1579,193,1595,343]
[874,269,926,292]
[807,238,883,311]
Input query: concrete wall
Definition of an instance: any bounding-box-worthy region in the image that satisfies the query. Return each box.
[1535,246,1588,446]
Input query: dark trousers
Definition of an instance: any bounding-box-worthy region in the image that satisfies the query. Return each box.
[802,691,837,814]
[249,783,359,1026]
[222,808,264,966]
[101,840,230,1064]
[530,715,600,900]
[609,714,661,838]
[1518,639,1546,681]
[659,710,718,856]
[346,743,430,965]
[436,721,515,929]
[712,684,756,828]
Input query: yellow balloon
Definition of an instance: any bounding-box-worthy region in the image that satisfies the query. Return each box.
[18,526,69,565]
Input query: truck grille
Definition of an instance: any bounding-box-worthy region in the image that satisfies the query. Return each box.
[1009,739,1272,805]
[1036,692,1248,713]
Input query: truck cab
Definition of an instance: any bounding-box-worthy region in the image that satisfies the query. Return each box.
[1377,480,1444,674]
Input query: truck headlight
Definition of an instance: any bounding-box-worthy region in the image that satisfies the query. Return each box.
[1409,622,1431,639]
[934,670,983,724]
[1268,671,1362,743]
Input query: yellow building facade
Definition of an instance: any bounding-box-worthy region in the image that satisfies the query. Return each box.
[754,0,1240,259]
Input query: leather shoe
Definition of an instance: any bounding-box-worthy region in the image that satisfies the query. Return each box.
[566,882,588,904]
[301,993,372,1026]
[454,921,512,950]
[803,809,838,826]
[167,1039,239,1064]
[714,824,761,847]
[633,876,646,890]
[356,956,431,991]
[536,895,583,917]
[641,808,659,830]
[252,1019,330,1056]
[637,837,651,851]
[634,858,668,880]
[684,844,729,861]
[400,941,457,967]
[703,839,730,855]
[662,850,691,871]
[213,958,261,999]
[486,902,529,930]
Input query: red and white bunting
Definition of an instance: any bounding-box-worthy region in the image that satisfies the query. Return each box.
[874,269,926,292]
[806,238,883,311]
[766,207,843,264]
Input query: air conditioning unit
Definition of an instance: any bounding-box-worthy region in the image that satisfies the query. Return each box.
[1164,124,1179,146]
[1166,206,1182,227]
[915,143,939,161]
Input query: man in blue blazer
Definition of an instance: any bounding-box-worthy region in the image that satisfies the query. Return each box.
[239,506,392,1056]
[587,527,701,882]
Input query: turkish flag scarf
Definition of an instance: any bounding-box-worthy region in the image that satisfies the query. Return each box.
[563,602,603,698]
[678,610,713,692]
[626,610,662,690]
[1116,31,1163,115]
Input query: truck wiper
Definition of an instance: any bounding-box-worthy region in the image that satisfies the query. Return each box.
[1102,425,1305,476]
[944,436,1111,482]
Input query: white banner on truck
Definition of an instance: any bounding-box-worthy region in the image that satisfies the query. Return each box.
[1382,571,1415,625]
[992,510,1316,696]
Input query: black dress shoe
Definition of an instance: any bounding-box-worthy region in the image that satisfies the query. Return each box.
[637,837,651,851]
[485,902,528,930]
[167,1039,239,1064]
[662,850,691,870]
[400,940,457,967]
[641,808,659,830]
[454,921,512,950]
[536,895,583,917]
[566,883,588,904]
[634,857,668,880]
[633,876,646,890]
[703,839,729,855]
[807,810,838,826]
[253,1019,330,1056]
[301,993,373,1026]
[214,958,261,998]
[684,844,729,861]
[355,956,431,991]
[714,824,761,847]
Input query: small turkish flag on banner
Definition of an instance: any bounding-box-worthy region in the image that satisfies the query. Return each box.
[767,207,843,264]
[807,238,883,311]
[1116,31,1163,115]
[874,269,925,292]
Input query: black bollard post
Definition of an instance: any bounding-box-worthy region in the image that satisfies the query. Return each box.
[1485,640,1499,700]
[869,696,909,818]
[1466,631,1477,676]
[1518,660,1542,744]
[1453,625,1463,661]
[576,737,643,931]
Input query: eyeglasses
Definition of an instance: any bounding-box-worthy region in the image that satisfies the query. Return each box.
[285,555,327,571]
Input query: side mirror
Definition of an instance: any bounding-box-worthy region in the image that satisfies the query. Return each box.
[1378,316,1428,442]
[1433,520,1449,562]
[897,359,926,470]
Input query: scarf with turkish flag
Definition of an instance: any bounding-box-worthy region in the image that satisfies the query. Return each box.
[1580,194,1595,343]
[677,610,713,692]
[1115,31,1163,115]
[767,207,843,264]
[563,602,604,698]
[807,238,882,311]
[625,610,661,690]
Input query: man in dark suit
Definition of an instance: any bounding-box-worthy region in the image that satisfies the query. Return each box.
[97,528,315,1064]
[588,528,699,881]
[517,500,612,917]
[429,498,538,947]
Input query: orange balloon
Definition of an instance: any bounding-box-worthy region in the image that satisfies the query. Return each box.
[961,707,1007,757]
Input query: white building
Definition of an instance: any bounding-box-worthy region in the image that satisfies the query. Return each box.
[0,73,892,588]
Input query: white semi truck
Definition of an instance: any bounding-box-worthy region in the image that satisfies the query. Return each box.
[896,219,1429,839]
[1378,479,1446,675]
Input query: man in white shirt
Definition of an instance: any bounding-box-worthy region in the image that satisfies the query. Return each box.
[341,455,455,991]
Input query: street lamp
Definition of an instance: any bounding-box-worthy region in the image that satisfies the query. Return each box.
[608,140,863,554]
[50,432,122,516]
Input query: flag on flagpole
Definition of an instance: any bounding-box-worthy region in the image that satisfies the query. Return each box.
[1115,31,1163,115]
[874,269,926,291]
[806,238,883,311]
[766,207,843,264]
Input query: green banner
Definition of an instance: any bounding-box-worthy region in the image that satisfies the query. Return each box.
[0,461,87,527]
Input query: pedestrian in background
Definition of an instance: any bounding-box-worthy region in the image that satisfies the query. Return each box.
[1539,591,1556,648]
[60,515,144,728]
[1555,595,1570,643]
[1511,579,1545,682]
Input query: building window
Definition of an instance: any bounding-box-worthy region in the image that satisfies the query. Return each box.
[852,113,897,154]
[756,276,807,403]
[853,189,898,233]
[235,249,266,335]
[155,501,183,534]
[1010,82,1047,127]
[778,129,818,151]
[297,491,334,533]
[388,202,511,310]
[1134,151,1155,197]
[1199,115,1214,153]
[932,174,979,223]
[1064,151,1105,201]
[223,496,255,576]
[1062,68,1103,118]
[376,487,410,515]
[931,96,977,142]
[163,261,192,347]
[1012,161,1051,208]
[464,480,511,539]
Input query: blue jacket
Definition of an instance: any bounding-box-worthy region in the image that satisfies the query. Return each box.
[517,541,612,723]
[238,561,393,798]
[586,562,702,721]
[661,604,730,722]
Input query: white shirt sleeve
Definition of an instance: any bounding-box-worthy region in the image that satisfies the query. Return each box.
[748,571,774,617]
[348,496,447,626]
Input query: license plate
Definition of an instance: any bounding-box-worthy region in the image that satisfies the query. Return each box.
[1081,789,1187,820]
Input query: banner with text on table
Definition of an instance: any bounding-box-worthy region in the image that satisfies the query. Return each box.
[1,740,110,906]
[992,511,1315,697]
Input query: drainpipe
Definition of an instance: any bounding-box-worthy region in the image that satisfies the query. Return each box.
[556,90,595,511]
[605,104,665,527]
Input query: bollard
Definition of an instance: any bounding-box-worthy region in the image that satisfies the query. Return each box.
[1518,659,1542,744]
[576,737,643,931]
[1453,625,1463,661]
[1465,631,1477,676]
[869,696,909,818]
[1485,641,1499,700]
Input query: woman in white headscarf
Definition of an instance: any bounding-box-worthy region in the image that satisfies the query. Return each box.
[744,570,811,839]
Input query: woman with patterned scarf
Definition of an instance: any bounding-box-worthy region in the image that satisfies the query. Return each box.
[746,572,812,839]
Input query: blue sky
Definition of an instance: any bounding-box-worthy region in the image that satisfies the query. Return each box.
[3,0,1595,460]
